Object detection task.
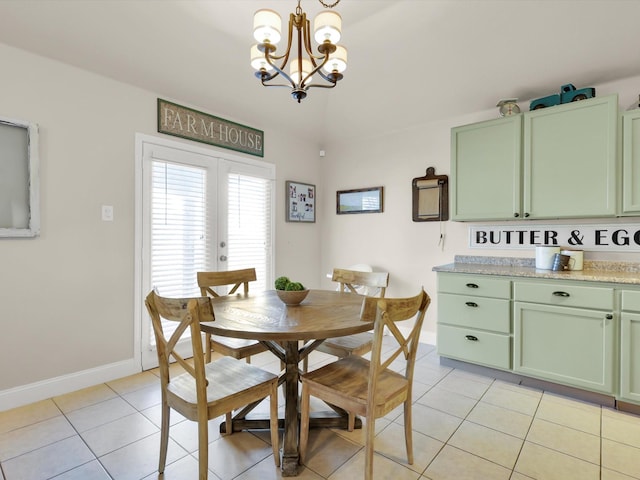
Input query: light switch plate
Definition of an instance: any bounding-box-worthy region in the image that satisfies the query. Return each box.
[101,205,114,221]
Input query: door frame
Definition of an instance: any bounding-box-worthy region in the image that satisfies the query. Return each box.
[134,133,275,370]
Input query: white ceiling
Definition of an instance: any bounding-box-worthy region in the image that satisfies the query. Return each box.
[1,0,640,145]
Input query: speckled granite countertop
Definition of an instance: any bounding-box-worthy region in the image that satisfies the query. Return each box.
[433,256,640,285]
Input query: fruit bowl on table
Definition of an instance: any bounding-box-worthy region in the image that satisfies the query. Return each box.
[275,289,310,305]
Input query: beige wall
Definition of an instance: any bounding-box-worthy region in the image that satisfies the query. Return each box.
[3,40,640,410]
[0,44,321,409]
[318,76,640,340]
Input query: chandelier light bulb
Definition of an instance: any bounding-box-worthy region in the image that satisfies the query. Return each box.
[313,10,341,45]
[323,45,347,73]
[290,58,314,85]
[250,44,274,71]
[253,9,282,44]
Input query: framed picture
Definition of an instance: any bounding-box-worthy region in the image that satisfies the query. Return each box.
[0,115,40,237]
[336,186,384,215]
[286,181,315,222]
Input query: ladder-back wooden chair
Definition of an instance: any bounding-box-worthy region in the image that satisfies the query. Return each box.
[303,268,389,373]
[197,268,267,363]
[299,289,430,480]
[144,291,280,480]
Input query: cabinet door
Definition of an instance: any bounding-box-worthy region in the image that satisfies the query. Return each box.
[513,302,615,394]
[523,95,618,219]
[451,115,522,221]
[622,109,640,214]
[621,312,640,402]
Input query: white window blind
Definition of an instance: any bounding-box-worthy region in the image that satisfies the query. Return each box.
[227,173,272,293]
[150,161,208,340]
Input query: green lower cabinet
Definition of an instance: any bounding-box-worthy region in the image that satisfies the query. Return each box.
[513,302,616,394]
[620,313,640,403]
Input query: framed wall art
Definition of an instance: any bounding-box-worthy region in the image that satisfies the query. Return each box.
[286,181,315,222]
[336,186,384,215]
[0,115,40,237]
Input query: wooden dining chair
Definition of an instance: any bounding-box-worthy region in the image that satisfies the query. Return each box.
[145,291,280,480]
[197,268,267,363]
[299,289,431,480]
[303,268,389,373]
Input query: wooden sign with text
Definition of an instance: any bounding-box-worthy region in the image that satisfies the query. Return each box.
[157,99,263,157]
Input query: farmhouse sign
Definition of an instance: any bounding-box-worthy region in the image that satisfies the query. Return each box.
[157,99,264,157]
[470,224,640,252]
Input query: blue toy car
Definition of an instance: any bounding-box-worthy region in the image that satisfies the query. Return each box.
[529,84,596,110]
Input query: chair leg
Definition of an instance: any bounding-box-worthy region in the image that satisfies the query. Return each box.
[302,355,308,374]
[269,382,280,466]
[245,356,251,364]
[225,412,232,435]
[404,398,414,464]
[299,382,311,463]
[204,333,212,363]
[158,402,170,473]
[364,414,376,480]
[198,415,209,480]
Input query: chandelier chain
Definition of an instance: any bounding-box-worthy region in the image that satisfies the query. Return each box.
[318,0,340,8]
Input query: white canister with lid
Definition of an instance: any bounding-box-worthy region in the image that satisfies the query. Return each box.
[535,246,560,269]
[560,249,583,271]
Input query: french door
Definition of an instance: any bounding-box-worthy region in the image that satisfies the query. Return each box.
[135,134,275,370]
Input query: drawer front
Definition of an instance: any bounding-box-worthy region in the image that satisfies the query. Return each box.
[438,273,511,299]
[438,293,510,333]
[513,281,614,310]
[437,324,511,370]
[621,290,640,312]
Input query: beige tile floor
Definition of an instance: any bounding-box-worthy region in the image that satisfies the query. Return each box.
[1,343,639,480]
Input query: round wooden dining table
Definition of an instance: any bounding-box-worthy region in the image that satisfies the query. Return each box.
[200,289,373,476]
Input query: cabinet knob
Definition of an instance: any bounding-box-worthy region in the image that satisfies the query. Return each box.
[606,314,613,320]
[524,213,530,218]
[552,291,570,297]
[514,213,520,218]
[466,283,479,289]
[465,301,478,307]
[465,335,479,341]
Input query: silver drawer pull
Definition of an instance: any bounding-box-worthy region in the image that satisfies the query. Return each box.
[552,291,570,297]
[465,335,479,341]
[466,283,479,289]
[465,301,478,307]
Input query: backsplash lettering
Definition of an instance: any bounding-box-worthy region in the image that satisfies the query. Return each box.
[470,224,640,251]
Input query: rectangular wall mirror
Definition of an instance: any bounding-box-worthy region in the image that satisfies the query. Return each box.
[0,116,40,237]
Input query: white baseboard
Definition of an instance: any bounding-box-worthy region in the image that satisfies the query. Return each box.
[0,358,140,412]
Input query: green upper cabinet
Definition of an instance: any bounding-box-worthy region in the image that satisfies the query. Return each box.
[451,94,619,221]
[450,115,522,221]
[523,94,618,219]
[621,108,640,214]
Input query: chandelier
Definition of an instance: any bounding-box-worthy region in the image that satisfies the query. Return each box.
[250,0,347,103]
